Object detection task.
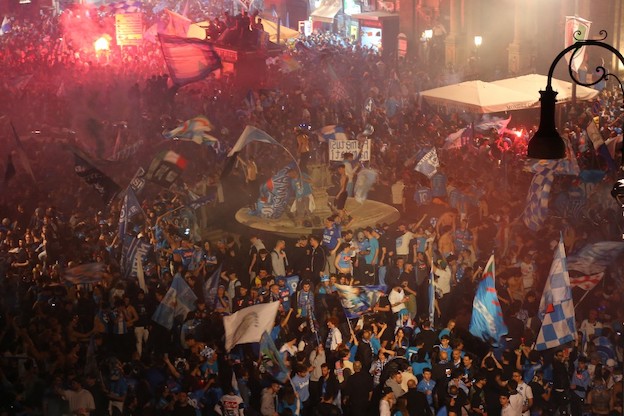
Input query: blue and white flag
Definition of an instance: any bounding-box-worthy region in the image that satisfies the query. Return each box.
[475,115,511,133]
[522,162,555,231]
[152,275,198,330]
[0,16,10,35]
[469,255,508,346]
[335,284,387,319]
[286,275,300,295]
[203,264,222,307]
[63,263,108,286]
[354,168,378,203]
[121,236,152,280]
[317,125,348,142]
[536,237,576,351]
[118,188,144,239]
[227,125,280,157]
[414,147,440,179]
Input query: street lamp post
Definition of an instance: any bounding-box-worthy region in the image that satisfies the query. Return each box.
[422,29,433,68]
[526,30,624,233]
[473,35,482,79]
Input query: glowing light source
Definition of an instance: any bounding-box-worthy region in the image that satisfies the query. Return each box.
[94,37,109,52]
[423,29,433,40]
[474,36,483,47]
[515,130,523,138]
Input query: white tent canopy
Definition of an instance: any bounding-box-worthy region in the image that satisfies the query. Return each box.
[420,80,538,114]
[492,74,599,103]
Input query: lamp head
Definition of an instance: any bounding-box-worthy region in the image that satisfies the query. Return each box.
[612,178,624,206]
[527,87,566,159]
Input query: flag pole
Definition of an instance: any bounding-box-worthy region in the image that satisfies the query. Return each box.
[574,289,591,311]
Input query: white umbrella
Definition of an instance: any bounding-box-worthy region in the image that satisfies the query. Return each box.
[492,73,599,103]
[420,80,538,114]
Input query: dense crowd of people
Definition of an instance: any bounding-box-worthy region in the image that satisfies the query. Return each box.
[0,3,623,416]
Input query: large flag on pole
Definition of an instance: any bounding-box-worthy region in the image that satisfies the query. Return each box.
[158,34,222,86]
[227,126,280,157]
[334,284,387,319]
[223,301,280,351]
[535,237,576,351]
[469,255,508,346]
[259,331,289,383]
[152,274,197,330]
[566,241,624,275]
[564,16,591,73]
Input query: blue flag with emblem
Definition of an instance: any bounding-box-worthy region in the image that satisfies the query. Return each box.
[260,331,289,383]
[414,147,440,179]
[203,264,222,308]
[152,274,198,330]
[335,284,387,319]
[469,255,508,346]
[118,188,144,239]
[522,162,555,231]
[536,237,576,351]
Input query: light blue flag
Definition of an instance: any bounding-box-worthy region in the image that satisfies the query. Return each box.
[260,331,289,383]
[119,188,144,239]
[535,237,576,351]
[152,275,197,330]
[566,241,624,275]
[285,275,300,295]
[203,264,223,308]
[469,255,508,346]
[227,125,280,157]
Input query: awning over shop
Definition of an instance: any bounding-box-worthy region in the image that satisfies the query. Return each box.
[349,11,399,21]
[310,0,342,23]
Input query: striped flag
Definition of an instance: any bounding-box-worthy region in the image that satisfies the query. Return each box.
[152,274,197,330]
[158,34,222,87]
[145,150,188,188]
[536,237,576,351]
[162,116,219,148]
[522,162,555,231]
[469,255,508,346]
[569,272,603,291]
